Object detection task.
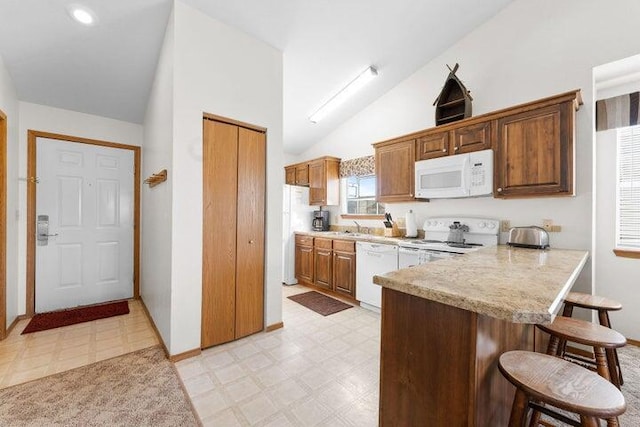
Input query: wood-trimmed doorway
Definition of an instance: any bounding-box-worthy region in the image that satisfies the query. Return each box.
[0,110,6,339]
[26,130,141,316]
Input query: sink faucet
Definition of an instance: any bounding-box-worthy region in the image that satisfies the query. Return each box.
[353,220,361,233]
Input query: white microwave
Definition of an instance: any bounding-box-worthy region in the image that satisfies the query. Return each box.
[415,149,493,199]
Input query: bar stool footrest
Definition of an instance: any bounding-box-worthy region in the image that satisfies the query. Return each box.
[529,402,581,427]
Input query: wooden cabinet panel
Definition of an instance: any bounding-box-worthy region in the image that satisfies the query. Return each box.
[235,127,265,339]
[452,120,492,154]
[314,237,332,249]
[295,163,309,185]
[495,102,573,198]
[333,250,355,297]
[285,166,296,185]
[308,158,340,206]
[375,140,415,203]
[314,247,333,289]
[295,235,314,246]
[332,240,355,252]
[202,120,239,347]
[416,132,449,160]
[295,244,314,284]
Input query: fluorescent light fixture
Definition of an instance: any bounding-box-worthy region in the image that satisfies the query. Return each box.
[67,5,96,25]
[309,66,378,123]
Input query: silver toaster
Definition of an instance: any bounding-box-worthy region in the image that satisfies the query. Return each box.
[507,226,550,249]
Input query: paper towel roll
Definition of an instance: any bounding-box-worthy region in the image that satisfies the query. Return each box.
[405,210,417,237]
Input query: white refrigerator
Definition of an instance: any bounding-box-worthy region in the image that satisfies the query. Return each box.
[282,185,315,285]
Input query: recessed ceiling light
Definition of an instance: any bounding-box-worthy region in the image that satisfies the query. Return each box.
[67,5,96,26]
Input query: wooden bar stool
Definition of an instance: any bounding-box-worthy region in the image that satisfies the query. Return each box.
[537,316,626,388]
[499,351,626,426]
[562,292,624,385]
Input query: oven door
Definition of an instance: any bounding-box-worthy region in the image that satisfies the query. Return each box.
[398,247,430,268]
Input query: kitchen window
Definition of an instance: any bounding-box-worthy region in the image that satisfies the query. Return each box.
[615,124,640,256]
[342,175,385,216]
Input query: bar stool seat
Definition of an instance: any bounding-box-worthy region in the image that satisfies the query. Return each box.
[561,292,625,385]
[499,351,626,426]
[537,316,626,387]
[564,292,622,312]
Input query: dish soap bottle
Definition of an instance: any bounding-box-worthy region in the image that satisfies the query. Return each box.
[405,210,417,237]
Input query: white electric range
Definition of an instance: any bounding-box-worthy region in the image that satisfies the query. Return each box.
[398,217,500,268]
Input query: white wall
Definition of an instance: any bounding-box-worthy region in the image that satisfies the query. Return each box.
[167,1,283,355]
[594,60,640,341]
[0,54,20,329]
[17,103,144,315]
[141,8,175,349]
[296,0,640,294]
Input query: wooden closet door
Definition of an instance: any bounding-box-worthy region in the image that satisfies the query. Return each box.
[235,127,265,338]
[202,119,239,348]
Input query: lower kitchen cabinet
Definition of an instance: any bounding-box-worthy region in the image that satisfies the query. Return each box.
[332,240,356,298]
[314,238,333,290]
[295,235,314,284]
[295,235,357,300]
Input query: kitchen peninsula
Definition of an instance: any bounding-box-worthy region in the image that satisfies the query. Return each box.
[373,245,589,426]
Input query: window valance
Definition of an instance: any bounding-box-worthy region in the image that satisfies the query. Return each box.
[339,155,375,178]
[596,91,640,131]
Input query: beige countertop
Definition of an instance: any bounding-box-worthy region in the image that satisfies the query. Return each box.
[373,245,589,324]
[295,230,404,244]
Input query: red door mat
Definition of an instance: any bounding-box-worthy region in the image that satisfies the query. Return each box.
[22,301,130,334]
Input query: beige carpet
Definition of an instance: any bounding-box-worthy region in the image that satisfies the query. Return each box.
[0,346,200,426]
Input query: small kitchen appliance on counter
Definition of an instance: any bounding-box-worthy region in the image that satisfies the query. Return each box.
[312,209,330,231]
[507,226,550,249]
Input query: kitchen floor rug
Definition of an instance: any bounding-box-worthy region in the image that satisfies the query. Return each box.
[287,291,353,316]
[22,301,130,334]
[0,346,200,426]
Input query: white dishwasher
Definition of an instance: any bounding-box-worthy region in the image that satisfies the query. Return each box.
[356,242,398,311]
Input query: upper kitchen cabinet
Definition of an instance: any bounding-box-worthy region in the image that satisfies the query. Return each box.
[284,162,310,186]
[416,121,492,160]
[284,157,340,205]
[375,138,416,203]
[494,91,581,198]
[308,156,340,205]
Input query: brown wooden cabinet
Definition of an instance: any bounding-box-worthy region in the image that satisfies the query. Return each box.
[294,235,314,284]
[332,240,356,298]
[313,238,333,290]
[375,90,581,202]
[285,166,296,185]
[295,234,357,300]
[308,157,340,206]
[416,121,492,160]
[495,100,576,198]
[295,163,309,185]
[202,117,265,349]
[375,139,416,203]
[284,157,340,205]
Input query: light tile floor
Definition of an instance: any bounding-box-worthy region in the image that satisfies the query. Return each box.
[175,285,381,427]
[0,299,159,389]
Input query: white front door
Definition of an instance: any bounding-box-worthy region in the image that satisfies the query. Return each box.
[35,138,134,312]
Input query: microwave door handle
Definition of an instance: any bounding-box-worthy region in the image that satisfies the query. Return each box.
[461,155,470,195]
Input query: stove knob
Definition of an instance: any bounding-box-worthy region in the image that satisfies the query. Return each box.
[487,222,496,229]
[478,222,486,228]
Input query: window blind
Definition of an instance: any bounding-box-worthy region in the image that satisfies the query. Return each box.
[617,125,640,249]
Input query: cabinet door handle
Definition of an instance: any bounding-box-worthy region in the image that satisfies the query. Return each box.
[249,240,255,244]
[454,146,459,151]
[442,148,447,152]
[497,187,503,192]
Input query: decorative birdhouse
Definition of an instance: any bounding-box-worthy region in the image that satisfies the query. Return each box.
[433,63,473,126]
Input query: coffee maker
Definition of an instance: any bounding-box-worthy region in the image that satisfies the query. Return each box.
[312,209,330,231]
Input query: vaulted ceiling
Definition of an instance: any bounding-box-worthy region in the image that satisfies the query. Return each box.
[0,0,514,154]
